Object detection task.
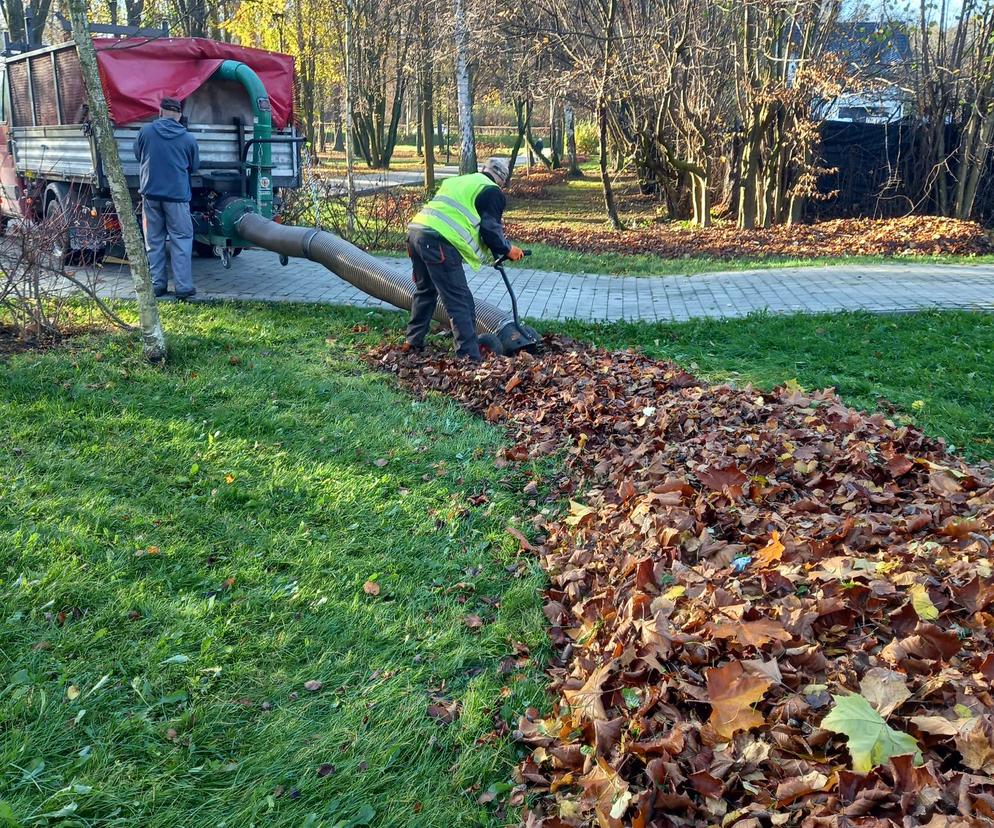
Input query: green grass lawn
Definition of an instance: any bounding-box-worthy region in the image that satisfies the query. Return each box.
[3,301,994,827]
[515,242,994,277]
[549,310,994,461]
[0,304,547,828]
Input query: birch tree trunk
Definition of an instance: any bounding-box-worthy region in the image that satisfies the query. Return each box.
[68,0,166,363]
[598,0,623,230]
[453,0,477,174]
[344,2,357,236]
[421,64,436,192]
[564,102,582,178]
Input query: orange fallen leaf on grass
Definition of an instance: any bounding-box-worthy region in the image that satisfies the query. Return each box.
[507,526,535,552]
[706,659,773,739]
[484,404,506,422]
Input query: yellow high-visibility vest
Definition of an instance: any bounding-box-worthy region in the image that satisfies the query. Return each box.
[409,172,497,270]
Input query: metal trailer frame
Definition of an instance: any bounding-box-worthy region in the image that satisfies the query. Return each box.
[0,40,302,257]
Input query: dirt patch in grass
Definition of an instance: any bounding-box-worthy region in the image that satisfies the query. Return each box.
[0,322,109,358]
[506,214,994,262]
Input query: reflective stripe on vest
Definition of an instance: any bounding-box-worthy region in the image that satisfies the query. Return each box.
[433,195,480,227]
[408,172,495,269]
[417,206,484,261]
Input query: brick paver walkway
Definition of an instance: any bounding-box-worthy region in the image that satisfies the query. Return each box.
[95,251,994,321]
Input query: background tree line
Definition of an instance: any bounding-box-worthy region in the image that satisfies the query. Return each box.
[2,0,992,229]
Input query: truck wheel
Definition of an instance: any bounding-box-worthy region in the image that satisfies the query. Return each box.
[46,199,72,265]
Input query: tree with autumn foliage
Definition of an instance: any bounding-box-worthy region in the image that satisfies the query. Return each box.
[223,0,340,153]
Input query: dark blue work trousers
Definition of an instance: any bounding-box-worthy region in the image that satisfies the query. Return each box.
[406,226,480,360]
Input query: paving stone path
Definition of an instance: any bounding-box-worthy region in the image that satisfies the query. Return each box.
[94,250,994,322]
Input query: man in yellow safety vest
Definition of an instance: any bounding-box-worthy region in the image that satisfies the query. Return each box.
[406,157,525,362]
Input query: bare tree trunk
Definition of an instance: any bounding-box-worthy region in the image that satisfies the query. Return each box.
[526,105,553,170]
[344,2,357,236]
[1,0,53,44]
[505,97,527,186]
[954,105,994,219]
[453,0,477,173]
[598,0,622,230]
[125,0,145,26]
[598,95,623,230]
[422,63,436,192]
[416,97,424,157]
[738,109,762,230]
[549,98,561,168]
[69,0,166,362]
[333,88,345,151]
[564,102,582,178]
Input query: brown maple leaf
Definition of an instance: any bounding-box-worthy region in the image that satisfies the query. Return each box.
[706,660,773,739]
[564,662,613,721]
[698,461,748,498]
[708,618,792,648]
[955,715,994,773]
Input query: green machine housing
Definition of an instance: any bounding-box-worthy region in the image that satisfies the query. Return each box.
[190,60,303,266]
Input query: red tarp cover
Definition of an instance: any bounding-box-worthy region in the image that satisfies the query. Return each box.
[93,37,295,128]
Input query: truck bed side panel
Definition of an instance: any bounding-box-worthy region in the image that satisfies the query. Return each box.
[10,124,299,188]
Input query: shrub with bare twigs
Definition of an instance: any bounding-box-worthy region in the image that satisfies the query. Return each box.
[0,198,132,347]
[277,169,420,251]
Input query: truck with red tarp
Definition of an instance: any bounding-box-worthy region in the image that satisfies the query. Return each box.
[0,31,301,263]
[0,23,540,355]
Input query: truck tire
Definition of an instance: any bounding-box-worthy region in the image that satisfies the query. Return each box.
[45,198,73,265]
[45,191,101,265]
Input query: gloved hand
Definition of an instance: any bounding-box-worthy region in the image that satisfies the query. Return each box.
[507,246,525,262]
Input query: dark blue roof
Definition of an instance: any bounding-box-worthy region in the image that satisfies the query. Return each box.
[826,21,913,68]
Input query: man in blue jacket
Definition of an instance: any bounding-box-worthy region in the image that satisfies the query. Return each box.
[133,97,200,299]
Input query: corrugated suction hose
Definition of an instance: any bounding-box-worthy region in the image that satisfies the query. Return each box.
[235,212,515,335]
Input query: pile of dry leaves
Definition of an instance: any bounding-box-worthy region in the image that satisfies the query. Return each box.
[372,338,994,827]
[507,168,572,200]
[506,215,994,261]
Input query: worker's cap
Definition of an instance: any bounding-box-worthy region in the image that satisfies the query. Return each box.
[482,157,510,186]
[159,97,183,113]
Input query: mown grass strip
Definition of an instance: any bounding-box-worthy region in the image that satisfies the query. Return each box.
[0,303,547,828]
